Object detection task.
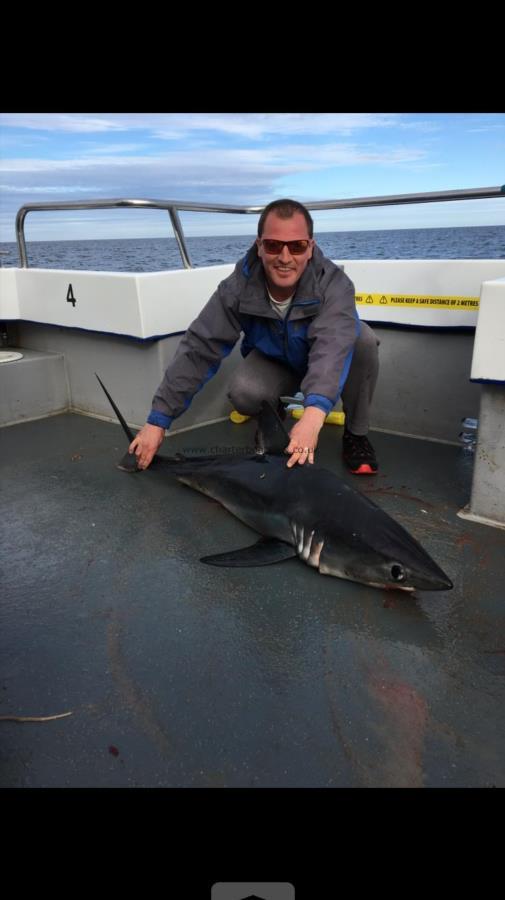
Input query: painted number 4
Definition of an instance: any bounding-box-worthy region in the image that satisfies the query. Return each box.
[66,283,77,307]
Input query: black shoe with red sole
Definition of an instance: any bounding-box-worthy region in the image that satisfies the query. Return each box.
[342,430,378,475]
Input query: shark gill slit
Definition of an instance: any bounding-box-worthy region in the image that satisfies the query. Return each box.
[291,521,324,568]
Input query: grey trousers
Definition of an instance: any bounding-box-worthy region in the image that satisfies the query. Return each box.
[227,321,379,435]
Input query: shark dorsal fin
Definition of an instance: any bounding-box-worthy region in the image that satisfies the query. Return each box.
[256,401,291,455]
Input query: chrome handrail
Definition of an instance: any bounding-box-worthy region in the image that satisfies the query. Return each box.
[15,186,505,269]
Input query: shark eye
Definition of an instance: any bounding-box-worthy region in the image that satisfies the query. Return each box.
[391,564,405,582]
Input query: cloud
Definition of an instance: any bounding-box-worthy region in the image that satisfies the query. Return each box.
[0,141,428,177]
[0,142,432,233]
[0,146,432,238]
[80,143,149,154]
[398,120,442,133]
[0,113,129,133]
[151,113,401,140]
[0,184,106,193]
[467,126,505,133]
[0,112,401,140]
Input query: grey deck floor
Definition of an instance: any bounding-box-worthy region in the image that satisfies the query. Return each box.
[1,413,504,788]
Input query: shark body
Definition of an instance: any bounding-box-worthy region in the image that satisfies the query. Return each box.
[96,374,453,593]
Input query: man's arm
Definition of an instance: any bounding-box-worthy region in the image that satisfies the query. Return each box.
[130,283,242,469]
[285,406,326,467]
[301,274,360,415]
[286,271,358,467]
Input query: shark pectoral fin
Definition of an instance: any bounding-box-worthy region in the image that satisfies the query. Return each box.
[117,451,141,472]
[201,537,296,567]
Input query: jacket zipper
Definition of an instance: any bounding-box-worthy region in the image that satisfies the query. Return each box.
[282,299,317,366]
[282,299,294,362]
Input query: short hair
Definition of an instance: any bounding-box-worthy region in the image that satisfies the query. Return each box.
[257,199,314,239]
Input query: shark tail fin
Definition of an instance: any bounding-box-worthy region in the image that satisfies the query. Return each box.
[255,400,291,455]
[95,373,136,444]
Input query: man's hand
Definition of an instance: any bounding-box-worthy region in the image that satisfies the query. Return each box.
[286,406,326,467]
[129,423,165,470]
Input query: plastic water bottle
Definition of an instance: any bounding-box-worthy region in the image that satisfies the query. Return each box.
[460,417,478,453]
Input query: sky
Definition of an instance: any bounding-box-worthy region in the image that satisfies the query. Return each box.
[0,112,504,243]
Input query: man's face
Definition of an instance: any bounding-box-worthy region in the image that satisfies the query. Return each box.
[256,211,314,301]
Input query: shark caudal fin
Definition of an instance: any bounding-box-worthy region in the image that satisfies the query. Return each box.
[255,401,291,455]
[95,373,136,444]
[95,373,142,472]
[95,373,190,473]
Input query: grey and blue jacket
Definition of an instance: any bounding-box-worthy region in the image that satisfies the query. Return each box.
[147,243,360,430]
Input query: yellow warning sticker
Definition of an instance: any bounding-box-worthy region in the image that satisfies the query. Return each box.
[355,293,479,310]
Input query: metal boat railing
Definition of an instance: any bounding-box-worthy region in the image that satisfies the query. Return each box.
[15,186,505,269]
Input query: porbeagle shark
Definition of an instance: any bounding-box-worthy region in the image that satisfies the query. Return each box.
[96,375,452,593]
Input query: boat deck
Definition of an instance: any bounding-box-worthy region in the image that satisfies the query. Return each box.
[1,413,504,787]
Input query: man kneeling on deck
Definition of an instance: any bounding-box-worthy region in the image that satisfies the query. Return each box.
[130,199,380,474]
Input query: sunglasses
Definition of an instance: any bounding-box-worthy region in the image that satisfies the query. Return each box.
[260,238,311,256]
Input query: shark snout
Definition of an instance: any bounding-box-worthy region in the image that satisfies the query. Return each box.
[428,573,453,591]
[411,567,453,592]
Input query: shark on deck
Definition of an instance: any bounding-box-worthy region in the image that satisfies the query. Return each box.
[96,374,453,593]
